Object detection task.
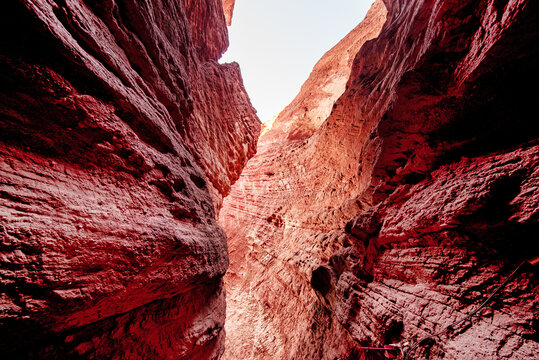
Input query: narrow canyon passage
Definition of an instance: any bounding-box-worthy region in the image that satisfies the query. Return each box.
[0,0,538,359]
[219,0,539,359]
[220,2,388,358]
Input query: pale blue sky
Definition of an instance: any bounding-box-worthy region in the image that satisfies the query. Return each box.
[220,0,373,122]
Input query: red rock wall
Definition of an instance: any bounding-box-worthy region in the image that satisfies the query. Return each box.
[221,0,538,359]
[222,0,235,26]
[329,0,539,358]
[220,2,388,359]
[0,0,259,359]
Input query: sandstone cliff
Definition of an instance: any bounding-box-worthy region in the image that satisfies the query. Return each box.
[0,0,259,359]
[221,0,538,359]
[221,2,388,358]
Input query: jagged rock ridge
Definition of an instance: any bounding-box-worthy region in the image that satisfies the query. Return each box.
[220,0,538,359]
[222,0,235,26]
[0,0,259,359]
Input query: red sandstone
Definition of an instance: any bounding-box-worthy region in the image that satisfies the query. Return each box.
[222,0,235,26]
[0,0,259,358]
[221,0,538,359]
[1,0,538,359]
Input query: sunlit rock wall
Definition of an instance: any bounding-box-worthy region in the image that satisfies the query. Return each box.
[220,2,388,359]
[222,0,235,26]
[220,0,538,359]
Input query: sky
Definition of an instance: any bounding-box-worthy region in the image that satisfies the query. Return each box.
[220,0,374,122]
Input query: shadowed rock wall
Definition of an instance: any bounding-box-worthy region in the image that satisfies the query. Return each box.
[0,0,259,358]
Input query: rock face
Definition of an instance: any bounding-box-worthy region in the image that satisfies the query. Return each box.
[221,0,538,359]
[0,0,259,359]
[260,0,388,144]
[222,0,235,26]
[220,2,388,359]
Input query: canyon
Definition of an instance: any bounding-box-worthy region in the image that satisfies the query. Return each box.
[221,0,538,359]
[1,1,538,360]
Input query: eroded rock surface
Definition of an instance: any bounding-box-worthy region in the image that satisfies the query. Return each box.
[221,0,538,359]
[260,0,388,144]
[0,0,259,358]
[222,0,235,26]
[220,2,388,359]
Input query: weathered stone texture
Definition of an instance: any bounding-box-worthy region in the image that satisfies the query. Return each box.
[0,0,259,358]
[221,2,388,359]
[221,0,538,359]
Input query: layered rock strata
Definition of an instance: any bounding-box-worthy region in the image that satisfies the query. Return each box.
[221,0,538,359]
[0,0,259,359]
[220,2,388,359]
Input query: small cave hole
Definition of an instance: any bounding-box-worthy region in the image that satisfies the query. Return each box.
[383,320,404,344]
[190,173,207,189]
[481,175,523,222]
[172,178,186,192]
[310,266,333,296]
